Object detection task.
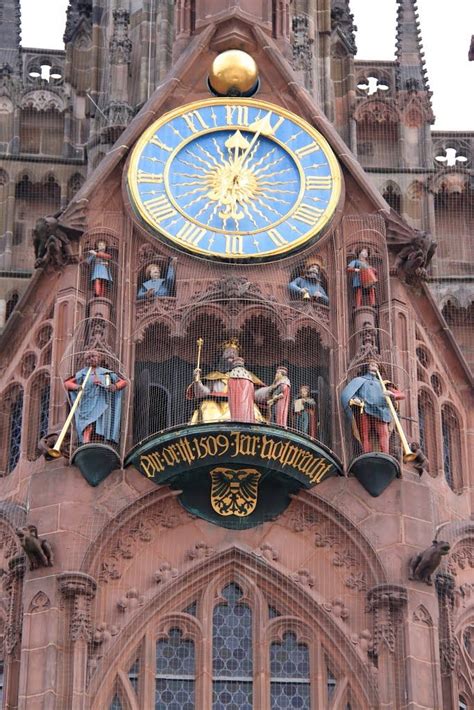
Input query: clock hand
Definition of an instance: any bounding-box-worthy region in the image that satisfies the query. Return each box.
[237,112,275,168]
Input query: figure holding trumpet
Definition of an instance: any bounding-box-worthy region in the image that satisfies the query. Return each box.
[64,350,127,444]
[341,361,406,456]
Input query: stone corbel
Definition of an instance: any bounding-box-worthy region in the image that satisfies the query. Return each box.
[58,572,97,643]
[366,584,407,657]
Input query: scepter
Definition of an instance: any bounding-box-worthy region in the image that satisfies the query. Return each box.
[194,338,204,381]
[47,366,93,458]
[375,367,416,462]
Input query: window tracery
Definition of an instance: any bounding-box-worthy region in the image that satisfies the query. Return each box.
[100,571,368,710]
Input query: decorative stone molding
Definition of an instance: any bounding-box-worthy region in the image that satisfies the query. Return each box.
[323,597,349,621]
[186,542,214,561]
[292,15,313,72]
[366,584,407,656]
[20,89,66,112]
[291,569,315,589]
[255,543,279,563]
[117,588,145,613]
[28,591,51,613]
[109,9,132,65]
[58,571,97,643]
[435,572,458,674]
[3,555,26,656]
[412,604,432,625]
[154,562,178,584]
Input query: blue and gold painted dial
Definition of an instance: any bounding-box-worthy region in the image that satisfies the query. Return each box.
[127,98,342,261]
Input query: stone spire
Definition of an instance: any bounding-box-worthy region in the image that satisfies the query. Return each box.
[331,0,357,55]
[0,0,21,73]
[395,0,430,94]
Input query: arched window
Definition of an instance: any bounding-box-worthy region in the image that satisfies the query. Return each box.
[0,386,24,475]
[270,631,310,708]
[156,628,195,708]
[99,573,373,709]
[27,373,50,460]
[441,404,462,490]
[417,390,438,476]
[213,583,252,708]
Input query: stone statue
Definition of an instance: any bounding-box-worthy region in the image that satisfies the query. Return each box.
[346,248,378,307]
[32,215,73,269]
[293,385,317,438]
[394,231,437,284]
[341,361,405,454]
[64,349,127,444]
[186,339,277,424]
[288,261,329,304]
[409,441,429,476]
[16,525,54,570]
[267,366,291,428]
[86,240,113,297]
[408,540,451,585]
[137,257,177,298]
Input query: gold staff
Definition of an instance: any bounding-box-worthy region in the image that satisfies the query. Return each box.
[194,338,204,381]
[375,367,416,462]
[47,366,93,458]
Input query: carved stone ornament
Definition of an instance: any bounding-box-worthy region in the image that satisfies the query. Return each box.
[58,572,97,643]
[15,525,54,571]
[20,89,66,112]
[154,562,178,584]
[291,569,315,589]
[28,591,51,613]
[393,230,437,285]
[412,604,432,625]
[32,215,74,270]
[366,584,407,656]
[186,542,215,561]
[117,587,145,613]
[255,543,279,562]
[323,597,349,621]
[109,9,132,65]
[193,276,276,303]
[292,14,313,72]
[3,555,26,656]
[408,540,451,585]
[349,320,380,370]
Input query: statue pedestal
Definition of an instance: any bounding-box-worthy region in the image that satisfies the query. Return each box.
[88,297,113,321]
[348,452,400,497]
[71,443,121,486]
[353,305,377,333]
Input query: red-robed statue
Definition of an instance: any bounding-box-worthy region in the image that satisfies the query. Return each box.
[186,339,277,424]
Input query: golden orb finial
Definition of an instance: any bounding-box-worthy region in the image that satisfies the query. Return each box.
[209,50,259,97]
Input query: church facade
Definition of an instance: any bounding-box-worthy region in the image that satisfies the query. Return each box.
[0,1,472,709]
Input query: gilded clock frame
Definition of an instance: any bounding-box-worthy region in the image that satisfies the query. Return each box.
[127,97,342,261]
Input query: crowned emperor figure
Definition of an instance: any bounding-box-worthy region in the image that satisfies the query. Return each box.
[186,339,276,424]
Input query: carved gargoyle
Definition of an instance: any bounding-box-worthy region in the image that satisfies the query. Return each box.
[32,215,73,269]
[408,540,450,585]
[394,230,437,285]
[16,525,54,570]
[409,441,429,476]
[38,431,70,462]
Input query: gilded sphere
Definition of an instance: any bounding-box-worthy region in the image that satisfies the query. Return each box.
[209,50,258,96]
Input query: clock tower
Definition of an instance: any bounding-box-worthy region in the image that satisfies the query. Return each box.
[0,3,472,710]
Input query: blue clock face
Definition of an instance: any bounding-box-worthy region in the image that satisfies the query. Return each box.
[127,99,341,261]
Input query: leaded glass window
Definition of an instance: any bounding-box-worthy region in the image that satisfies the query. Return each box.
[128,658,139,694]
[327,667,337,703]
[441,405,460,489]
[109,694,123,710]
[212,583,252,709]
[39,380,50,440]
[8,388,23,473]
[270,632,310,709]
[156,627,195,709]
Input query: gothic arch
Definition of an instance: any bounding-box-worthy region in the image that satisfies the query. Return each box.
[88,546,379,710]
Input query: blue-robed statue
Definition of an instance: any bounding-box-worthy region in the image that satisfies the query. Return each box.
[137,258,177,299]
[86,240,113,298]
[288,262,329,304]
[341,361,404,454]
[64,350,127,444]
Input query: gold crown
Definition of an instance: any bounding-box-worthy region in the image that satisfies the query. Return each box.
[222,337,240,351]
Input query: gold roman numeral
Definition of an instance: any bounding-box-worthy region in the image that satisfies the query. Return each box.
[225,235,243,254]
[137,170,164,184]
[144,195,175,222]
[176,222,206,246]
[306,176,332,190]
[182,110,209,133]
[293,203,324,225]
[226,105,249,126]
[149,136,172,152]
[295,142,320,158]
[268,229,288,247]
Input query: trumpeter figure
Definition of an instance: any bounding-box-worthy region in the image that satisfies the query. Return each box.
[64,350,127,444]
[341,361,405,455]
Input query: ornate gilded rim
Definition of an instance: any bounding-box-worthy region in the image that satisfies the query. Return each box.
[127,98,342,261]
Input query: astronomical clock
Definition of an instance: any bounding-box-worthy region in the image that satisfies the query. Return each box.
[127,98,342,261]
